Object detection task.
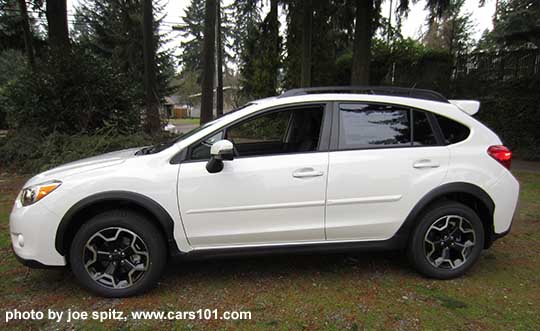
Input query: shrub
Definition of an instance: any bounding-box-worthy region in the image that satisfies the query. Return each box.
[452,75,540,160]
[0,50,27,129]
[0,128,173,174]
[1,47,140,135]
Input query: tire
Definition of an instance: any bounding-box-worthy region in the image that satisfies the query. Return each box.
[69,209,167,297]
[407,201,484,279]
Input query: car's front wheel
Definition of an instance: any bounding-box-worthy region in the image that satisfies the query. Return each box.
[69,209,166,297]
[407,201,485,279]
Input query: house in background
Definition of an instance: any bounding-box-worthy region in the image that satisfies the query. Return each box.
[162,95,193,119]
[188,86,238,118]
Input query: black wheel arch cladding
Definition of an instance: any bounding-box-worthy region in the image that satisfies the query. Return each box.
[55,191,178,257]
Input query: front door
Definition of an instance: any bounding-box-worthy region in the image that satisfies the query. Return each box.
[178,104,330,248]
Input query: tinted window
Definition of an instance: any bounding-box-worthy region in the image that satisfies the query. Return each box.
[435,114,470,144]
[228,111,290,144]
[190,131,223,160]
[339,103,411,149]
[226,106,324,157]
[413,110,437,146]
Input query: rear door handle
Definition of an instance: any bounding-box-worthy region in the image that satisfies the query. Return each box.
[413,159,440,169]
[293,168,324,178]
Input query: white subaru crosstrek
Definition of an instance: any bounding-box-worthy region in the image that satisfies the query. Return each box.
[10,87,519,297]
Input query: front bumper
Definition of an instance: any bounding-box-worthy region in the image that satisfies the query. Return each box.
[12,246,64,269]
[9,198,67,267]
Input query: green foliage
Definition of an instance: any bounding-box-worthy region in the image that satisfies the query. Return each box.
[238,3,281,100]
[493,0,540,48]
[283,0,356,88]
[0,49,26,128]
[73,0,174,103]
[452,75,540,160]
[0,128,169,173]
[476,29,498,51]
[230,0,262,65]
[422,0,475,58]
[177,0,206,78]
[0,0,45,52]
[1,48,140,135]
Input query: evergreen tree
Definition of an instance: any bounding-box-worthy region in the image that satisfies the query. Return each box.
[492,0,540,48]
[46,0,70,49]
[177,0,205,78]
[476,29,497,51]
[237,0,281,99]
[283,0,355,88]
[142,0,159,134]
[0,0,43,56]
[17,0,35,69]
[422,0,475,58]
[74,0,174,105]
[351,0,381,85]
[230,0,261,68]
[200,0,217,124]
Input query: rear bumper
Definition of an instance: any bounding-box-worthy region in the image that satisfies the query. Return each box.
[489,193,520,243]
[487,169,520,235]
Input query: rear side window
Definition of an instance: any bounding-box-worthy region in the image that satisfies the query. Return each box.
[435,114,470,144]
[339,103,411,149]
[413,110,437,146]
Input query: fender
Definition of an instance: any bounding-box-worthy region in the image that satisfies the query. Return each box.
[391,182,495,246]
[55,191,178,256]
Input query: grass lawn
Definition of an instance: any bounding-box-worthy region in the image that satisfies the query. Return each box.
[168,118,200,126]
[0,171,539,330]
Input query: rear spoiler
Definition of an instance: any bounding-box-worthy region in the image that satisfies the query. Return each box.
[449,100,480,116]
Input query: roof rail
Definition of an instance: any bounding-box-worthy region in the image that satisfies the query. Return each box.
[278,86,449,103]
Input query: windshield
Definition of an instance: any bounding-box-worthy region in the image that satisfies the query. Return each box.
[136,103,255,155]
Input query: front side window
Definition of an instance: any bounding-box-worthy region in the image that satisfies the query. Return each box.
[226,106,324,157]
[190,131,224,160]
[339,103,411,149]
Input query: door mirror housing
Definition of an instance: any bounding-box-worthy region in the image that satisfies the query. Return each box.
[206,139,234,173]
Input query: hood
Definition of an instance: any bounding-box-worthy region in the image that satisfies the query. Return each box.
[27,147,141,186]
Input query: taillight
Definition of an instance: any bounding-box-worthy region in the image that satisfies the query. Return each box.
[487,145,512,169]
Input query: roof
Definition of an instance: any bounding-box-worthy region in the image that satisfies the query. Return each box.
[278,86,449,103]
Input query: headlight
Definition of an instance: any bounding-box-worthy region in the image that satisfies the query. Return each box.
[20,180,62,206]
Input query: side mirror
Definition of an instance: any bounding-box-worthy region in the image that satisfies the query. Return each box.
[206,140,234,173]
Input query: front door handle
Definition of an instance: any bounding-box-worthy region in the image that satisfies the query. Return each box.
[293,168,324,178]
[413,159,440,169]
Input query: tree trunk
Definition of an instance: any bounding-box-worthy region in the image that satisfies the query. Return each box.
[216,0,223,117]
[351,0,373,86]
[142,0,160,134]
[17,0,35,70]
[45,0,70,49]
[201,0,217,125]
[269,0,279,92]
[300,0,312,87]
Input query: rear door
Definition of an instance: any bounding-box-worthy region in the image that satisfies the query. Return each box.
[325,102,450,241]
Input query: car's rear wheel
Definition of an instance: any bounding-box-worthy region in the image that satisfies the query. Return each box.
[69,209,166,297]
[407,201,484,279]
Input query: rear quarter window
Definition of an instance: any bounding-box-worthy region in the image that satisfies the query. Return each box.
[435,114,471,144]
